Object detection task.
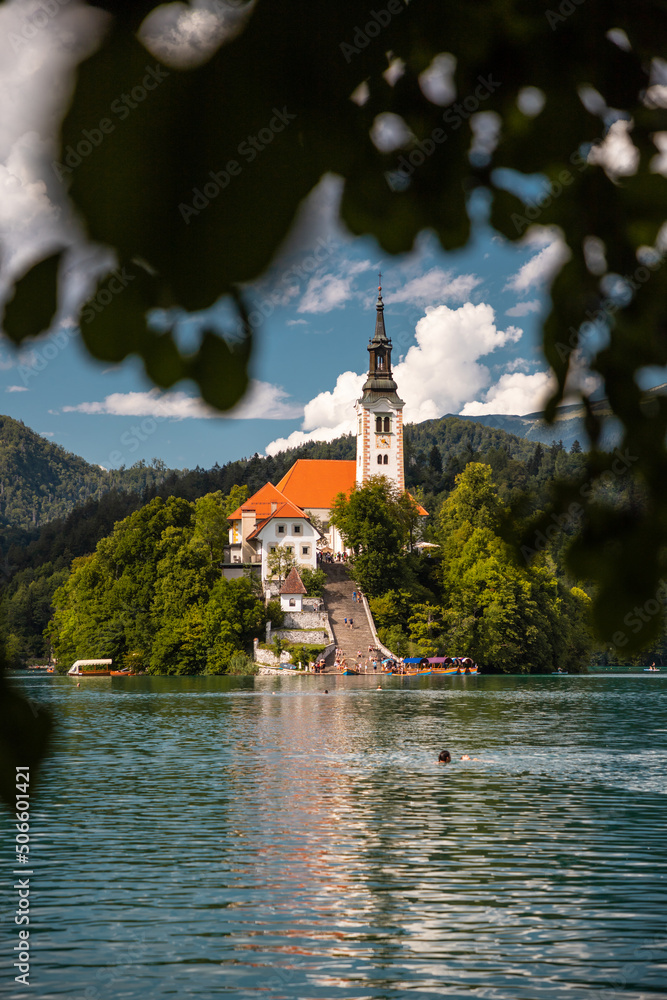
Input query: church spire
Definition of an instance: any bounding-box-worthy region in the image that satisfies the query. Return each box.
[361,276,402,403]
[355,275,405,489]
[372,272,389,344]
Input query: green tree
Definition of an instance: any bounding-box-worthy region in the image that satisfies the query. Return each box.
[190,492,230,564]
[437,464,592,672]
[266,546,296,585]
[299,567,327,598]
[330,477,409,596]
[408,603,444,657]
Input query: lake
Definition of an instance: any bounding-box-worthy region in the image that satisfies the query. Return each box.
[3,672,667,999]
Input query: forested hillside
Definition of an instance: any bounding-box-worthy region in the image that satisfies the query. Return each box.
[0,416,174,531]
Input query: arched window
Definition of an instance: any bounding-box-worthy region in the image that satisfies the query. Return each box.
[375,416,382,432]
[377,354,384,370]
[383,416,390,433]
[383,454,389,465]
[377,455,383,465]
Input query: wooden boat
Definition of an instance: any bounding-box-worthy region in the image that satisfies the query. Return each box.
[429,658,479,675]
[342,667,360,675]
[68,659,113,676]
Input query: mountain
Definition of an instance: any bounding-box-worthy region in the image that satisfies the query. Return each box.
[0,415,175,533]
[453,384,667,451]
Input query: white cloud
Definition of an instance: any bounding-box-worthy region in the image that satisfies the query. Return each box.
[505,234,570,293]
[286,318,308,326]
[395,303,522,423]
[41,431,54,437]
[461,371,553,416]
[265,302,524,453]
[5,384,27,392]
[61,381,302,421]
[505,299,541,317]
[298,274,354,314]
[384,267,481,308]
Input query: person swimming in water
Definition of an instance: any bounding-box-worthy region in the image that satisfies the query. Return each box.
[438,750,451,763]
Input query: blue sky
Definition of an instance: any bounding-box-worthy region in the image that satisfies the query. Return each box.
[3,1,649,474]
[0,174,565,471]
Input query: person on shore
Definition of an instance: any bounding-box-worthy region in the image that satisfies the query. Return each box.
[343,617,347,628]
[349,617,354,629]
[352,590,357,603]
[438,750,451,763]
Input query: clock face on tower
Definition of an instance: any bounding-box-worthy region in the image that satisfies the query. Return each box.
[375,436,390,448]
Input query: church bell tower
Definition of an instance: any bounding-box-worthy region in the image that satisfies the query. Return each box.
[355,277,405,489]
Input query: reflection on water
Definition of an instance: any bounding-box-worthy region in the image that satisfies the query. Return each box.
[3,673,667,999]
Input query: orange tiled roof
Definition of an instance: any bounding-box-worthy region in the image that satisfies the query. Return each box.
[407,492,429,516]
[280,567,307,595]
[275,460,357,510]
[246,499,314,541]
[227,482,288,521]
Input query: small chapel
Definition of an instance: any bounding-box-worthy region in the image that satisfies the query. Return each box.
[225,280,424,583]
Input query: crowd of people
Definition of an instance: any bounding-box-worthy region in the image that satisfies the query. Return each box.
[318,551,350,564]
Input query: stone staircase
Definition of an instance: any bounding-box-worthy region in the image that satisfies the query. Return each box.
[320,563,379,673]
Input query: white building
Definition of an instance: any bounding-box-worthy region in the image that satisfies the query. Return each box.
[226,486,320,584]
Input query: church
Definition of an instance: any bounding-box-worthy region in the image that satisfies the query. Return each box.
[225,280,424,581]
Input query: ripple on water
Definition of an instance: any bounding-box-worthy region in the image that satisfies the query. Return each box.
[3,673,666,999]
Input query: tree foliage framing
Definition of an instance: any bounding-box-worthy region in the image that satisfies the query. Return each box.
[3,0,667,647]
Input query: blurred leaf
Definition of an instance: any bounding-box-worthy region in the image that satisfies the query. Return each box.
[0,669,53,811]
[2,252,63,344]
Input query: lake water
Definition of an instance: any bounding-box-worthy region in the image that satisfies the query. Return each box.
[3,672,667,1000]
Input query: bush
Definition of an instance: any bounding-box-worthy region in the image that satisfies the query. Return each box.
[266,600,284,629]
[283,641,327,667]
[228,652,258,675]
[378,625,408,656]
[299,567,327,598]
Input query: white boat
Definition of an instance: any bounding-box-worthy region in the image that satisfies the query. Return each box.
[68,659,113,676]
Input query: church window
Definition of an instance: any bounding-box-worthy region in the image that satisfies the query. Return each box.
[377,455,383,465]
[383,416,390,433]
[377,355,384,370]
[383,454,389,465]
[289,598,296,607]
[375,416,382,432]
